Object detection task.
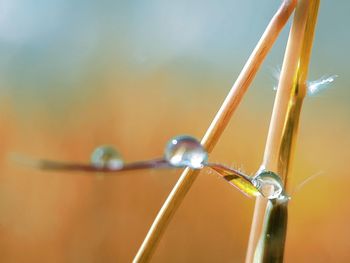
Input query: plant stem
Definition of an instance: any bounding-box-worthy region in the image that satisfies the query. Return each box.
[245,1,320,262]
[133,1,296,262]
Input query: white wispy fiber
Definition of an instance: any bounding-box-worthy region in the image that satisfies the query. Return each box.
[271,66,337,96]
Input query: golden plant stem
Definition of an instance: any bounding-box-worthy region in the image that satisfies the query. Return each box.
[133,1,297,262]
[245,1,320,262]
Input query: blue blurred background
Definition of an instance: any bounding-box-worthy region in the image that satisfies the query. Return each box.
[0,0,349,262]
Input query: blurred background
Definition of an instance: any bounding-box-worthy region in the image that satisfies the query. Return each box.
[0,0,349,262]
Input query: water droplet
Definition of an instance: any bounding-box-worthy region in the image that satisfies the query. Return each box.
[252,170,284,199]
[164,135,208,169]
[90,145,124,169]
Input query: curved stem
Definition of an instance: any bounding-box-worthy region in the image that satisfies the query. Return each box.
[15,155,170,174]
[207,163,258,197]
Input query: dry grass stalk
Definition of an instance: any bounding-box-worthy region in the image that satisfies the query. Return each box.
[133,1,297,262]
[245,0,320,262]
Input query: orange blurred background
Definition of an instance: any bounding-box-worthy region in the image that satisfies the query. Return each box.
[0,1,349,262]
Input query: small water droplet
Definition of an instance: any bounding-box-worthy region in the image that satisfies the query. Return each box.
[253,170,284,199]
[164,135,208,169]
[90,145,124,169]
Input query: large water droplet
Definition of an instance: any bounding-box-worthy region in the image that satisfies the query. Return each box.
[164,135,208,169]
[90,145,124,169]
[252,170,284,199]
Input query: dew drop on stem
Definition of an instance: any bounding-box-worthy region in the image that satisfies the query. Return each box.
[90,145,124,169]
[164,135,208,169]
[252,170,284,199]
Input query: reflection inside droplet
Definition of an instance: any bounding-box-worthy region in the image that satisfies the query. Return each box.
[164,135,208,169]
[90,145,124,169]
[252,170,284,199]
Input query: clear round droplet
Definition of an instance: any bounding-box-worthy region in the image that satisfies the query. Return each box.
[253,170,284,199]
[164,135,208,169]
[90,145,124,169]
